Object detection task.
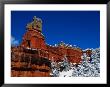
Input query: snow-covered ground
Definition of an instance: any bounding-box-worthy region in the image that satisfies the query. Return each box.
[59,69,73,77]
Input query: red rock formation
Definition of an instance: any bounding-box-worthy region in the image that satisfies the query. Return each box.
[11,16,92,77]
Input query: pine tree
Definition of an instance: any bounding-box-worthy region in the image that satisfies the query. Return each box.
[72,48,100,77]
[59,55,70,72]
[50,58,60,77]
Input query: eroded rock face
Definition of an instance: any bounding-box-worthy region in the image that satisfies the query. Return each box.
[11,16,92,77]
[11,46,51,77]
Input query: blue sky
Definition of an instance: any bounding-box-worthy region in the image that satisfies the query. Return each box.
[11,11,100,50]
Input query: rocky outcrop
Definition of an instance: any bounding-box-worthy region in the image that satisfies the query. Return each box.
[11,16,92,77]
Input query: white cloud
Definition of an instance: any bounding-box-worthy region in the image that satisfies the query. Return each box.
[11,36,19,46]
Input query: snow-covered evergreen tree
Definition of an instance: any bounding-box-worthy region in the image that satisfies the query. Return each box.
[60,55,70,71]
[50,58,60,77]
[50,55,70,77]
[72,48,100,77]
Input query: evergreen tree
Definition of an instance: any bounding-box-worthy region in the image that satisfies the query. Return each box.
[50,59,60,77]
[72,48,100,77]
[59,55,70,72]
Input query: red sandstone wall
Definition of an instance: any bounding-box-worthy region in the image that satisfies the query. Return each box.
[66,48,83,63]
[20,28,85,64]
[46,45,82,63]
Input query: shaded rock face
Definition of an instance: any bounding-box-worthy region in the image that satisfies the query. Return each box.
[11,16,92,77]
[11,46,51,77]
